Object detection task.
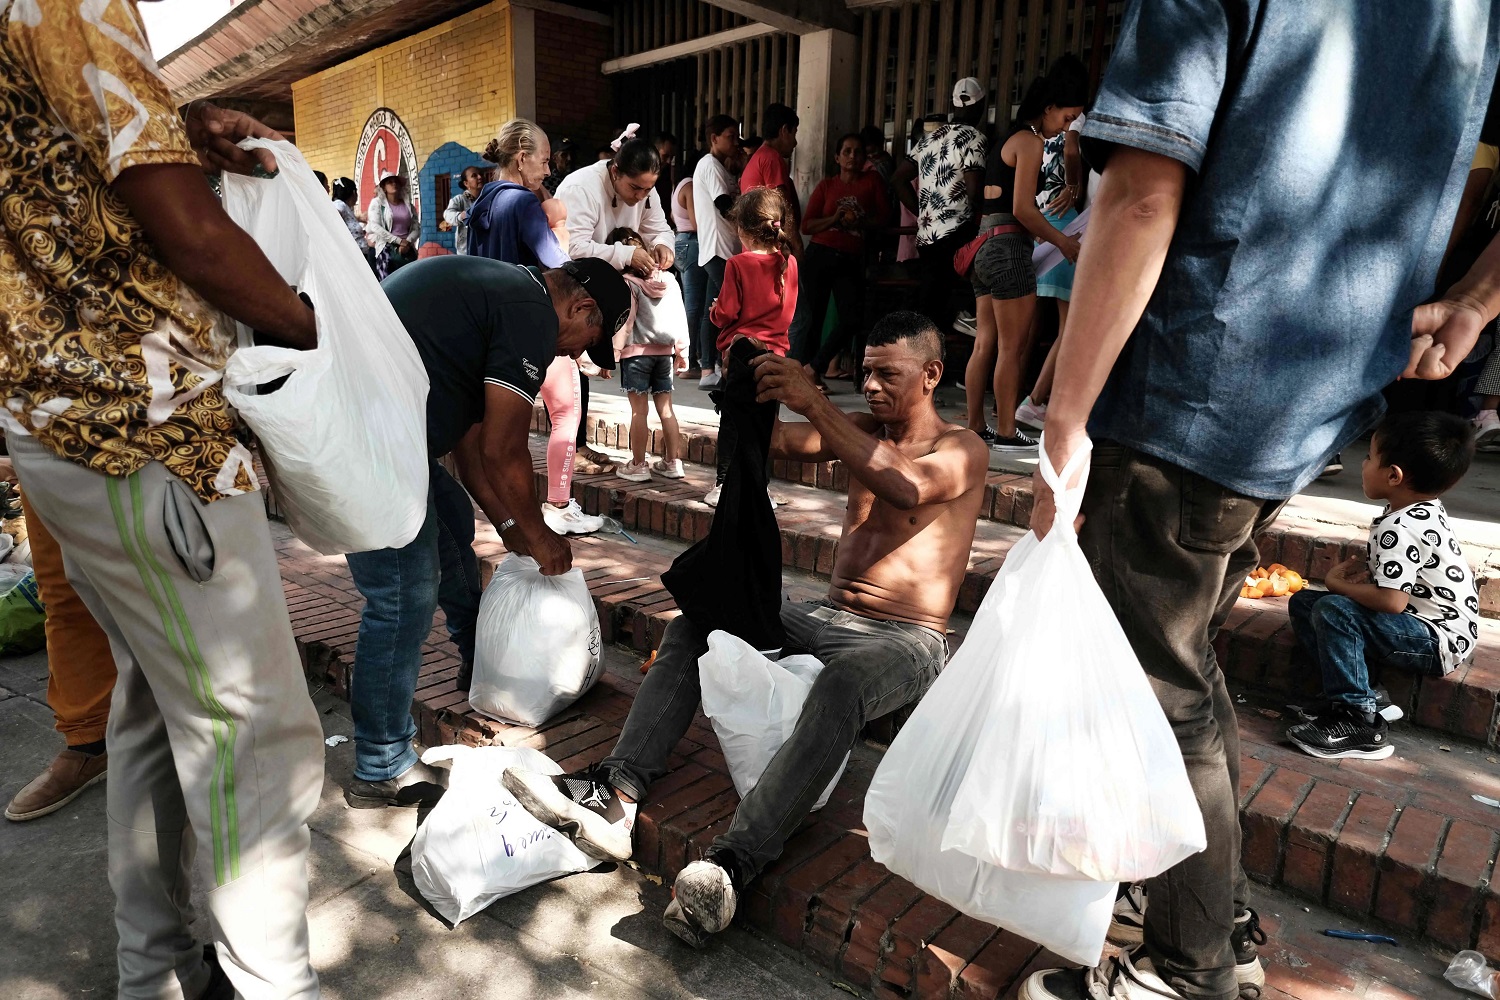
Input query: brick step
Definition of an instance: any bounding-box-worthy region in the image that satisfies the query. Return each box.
[543,402,1500,617]
[276,524,1500,989]
[534,441,1500,750]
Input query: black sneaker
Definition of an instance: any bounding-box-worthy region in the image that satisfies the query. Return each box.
[344,759,448,809]
[502,765,634,861]
[975,426,999,445]
[1232,908,1268,996]
[991,429,1039,453]
[1288,705,1394,760]
[664,852,739,948]
[1288,686,1402,723]
[1318,454,1343,478]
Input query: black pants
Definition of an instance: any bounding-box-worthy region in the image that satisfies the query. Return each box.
[916,222,976,334]
[797,243,866,373]
[576,373,590,449]
[1079,442,1285,1000]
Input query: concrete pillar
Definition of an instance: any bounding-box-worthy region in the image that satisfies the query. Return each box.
[510,2,537,120]
[793,28,857,210]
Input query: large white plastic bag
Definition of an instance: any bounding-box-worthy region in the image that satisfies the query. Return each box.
[470,555,602,727]
[941,441,1205,882]
[862,520,1115,965]
[698,631,848,811]
[218,139,429,555]
[411,744,594,924]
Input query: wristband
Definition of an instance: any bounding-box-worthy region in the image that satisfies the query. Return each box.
[498,518,516,533]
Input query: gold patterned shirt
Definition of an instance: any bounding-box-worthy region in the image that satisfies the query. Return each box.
[0,0,256,500]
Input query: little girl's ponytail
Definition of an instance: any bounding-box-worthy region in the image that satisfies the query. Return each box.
[732,187,796,299]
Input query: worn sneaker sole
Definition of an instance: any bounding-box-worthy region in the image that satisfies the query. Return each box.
[502,768,632,862]
[1107,917,1144,947]
[4,769,106,821]
[991,441,1039,453]
[1237,957,1266,989]
[665,861,736,948]
[1288,733,1394,760]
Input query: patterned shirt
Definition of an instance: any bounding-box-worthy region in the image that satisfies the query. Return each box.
[0,0,256,501]
[911,123,985,246]
[1367,499,1479,672]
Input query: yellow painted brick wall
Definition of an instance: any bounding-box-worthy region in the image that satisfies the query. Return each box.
[291,1,515,184]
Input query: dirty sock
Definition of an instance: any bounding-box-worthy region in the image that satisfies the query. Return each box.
[69,739,106,757]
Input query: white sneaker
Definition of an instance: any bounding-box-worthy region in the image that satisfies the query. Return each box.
[1474,409,1500,451]
[541,499,603,535]
[664,859,738,948]
[703,485,722,507]
[1015,396,1048,430]
[652,459,686,479]
[1021,950,1183,1000]
[1107,883,1147,946]
[1106,885,1266,993]
[952,310,977,337]
[699,372,723,389]
[617,459,652,482]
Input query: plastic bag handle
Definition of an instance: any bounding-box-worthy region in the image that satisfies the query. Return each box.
[1037,432,1091,530]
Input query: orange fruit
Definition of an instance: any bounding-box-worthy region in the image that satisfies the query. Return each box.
[1269,563,1288,575]
[1270,576,1290,597]
[1254,568,1270,580]
[1240,585,1258,599]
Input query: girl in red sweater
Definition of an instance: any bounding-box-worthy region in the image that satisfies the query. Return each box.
[703,189,800,506]
[710,188,800,357]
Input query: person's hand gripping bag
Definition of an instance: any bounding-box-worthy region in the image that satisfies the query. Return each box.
[470,555,603,727]
[218,139,430,555]
[941,438,1205,882]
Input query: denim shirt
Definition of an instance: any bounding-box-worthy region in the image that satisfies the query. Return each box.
[1082,0,1500,499]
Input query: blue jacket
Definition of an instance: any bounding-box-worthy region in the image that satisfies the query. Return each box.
[468,181,569,268]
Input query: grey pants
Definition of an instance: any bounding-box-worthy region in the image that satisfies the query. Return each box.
[11,436,323,1000]
[603,600,947,881]
[1079,442,1285,1000]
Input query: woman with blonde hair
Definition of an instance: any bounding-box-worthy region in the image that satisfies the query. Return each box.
[468,119,604,535]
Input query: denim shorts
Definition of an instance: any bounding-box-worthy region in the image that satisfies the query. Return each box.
[621,354,673,395]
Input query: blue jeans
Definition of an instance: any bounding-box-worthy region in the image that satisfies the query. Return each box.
[675,232,706,367]
[346,462,482,781]
[1287,590,1443,715]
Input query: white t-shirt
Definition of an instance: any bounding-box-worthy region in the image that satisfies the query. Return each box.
[693,154,740,266]
[1367,498,1479,671]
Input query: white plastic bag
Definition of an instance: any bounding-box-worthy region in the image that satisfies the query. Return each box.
[862,516,1115,964]
[411,744,594,924]
[941,440,1204,882]
[697,631,848,812]
[219,139,429,555]
[470,555,602,727]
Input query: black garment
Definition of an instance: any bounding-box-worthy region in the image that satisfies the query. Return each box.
[916,220,977,335]
[802,243,868,374]
[663,339,784,650]
[381,256,558,457]
[979,127,1024,216]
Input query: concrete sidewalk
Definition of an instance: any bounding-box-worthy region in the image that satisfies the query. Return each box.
[0,648,844,1000]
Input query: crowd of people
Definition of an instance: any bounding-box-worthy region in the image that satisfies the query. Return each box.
[4,2,1500,1000]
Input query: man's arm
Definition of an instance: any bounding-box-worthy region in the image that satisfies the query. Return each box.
[1409,219,1500,380]
[460,385,573,575]
[1034,146,1188,534]
[752,355,987,509]
[112,165,316,349]
[891,159,919,214]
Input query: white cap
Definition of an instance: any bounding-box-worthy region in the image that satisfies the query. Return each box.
[952,77,986,108]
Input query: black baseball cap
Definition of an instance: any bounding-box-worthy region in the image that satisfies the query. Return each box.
[562,258,631,371]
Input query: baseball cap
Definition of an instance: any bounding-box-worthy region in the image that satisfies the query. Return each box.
[562,258,630,370]
[952,77,986,108]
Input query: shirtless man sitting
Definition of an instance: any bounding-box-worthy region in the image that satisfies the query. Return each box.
[504,311,988,947]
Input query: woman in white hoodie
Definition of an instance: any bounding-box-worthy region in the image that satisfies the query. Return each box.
[366,172,420,278]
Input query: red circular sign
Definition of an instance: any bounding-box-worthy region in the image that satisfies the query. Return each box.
[354,108,420,220]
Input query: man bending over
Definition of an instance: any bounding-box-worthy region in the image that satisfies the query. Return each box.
[504,311,989,946]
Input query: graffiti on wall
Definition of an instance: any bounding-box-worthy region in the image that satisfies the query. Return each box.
[354,107,420,220]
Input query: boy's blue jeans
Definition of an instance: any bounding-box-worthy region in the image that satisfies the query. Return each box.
[345,462,482,781]
[1286,589,1444,714]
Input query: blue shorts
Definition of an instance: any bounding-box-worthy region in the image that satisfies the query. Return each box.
[621,354,673,395]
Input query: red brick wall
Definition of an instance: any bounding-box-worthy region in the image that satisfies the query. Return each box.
[533,11,616,149]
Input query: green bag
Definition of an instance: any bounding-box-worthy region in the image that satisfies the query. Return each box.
[0,570,46,655]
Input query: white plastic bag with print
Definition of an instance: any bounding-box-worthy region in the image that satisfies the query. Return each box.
[697,630,848,812]
[218,139,429,555]
[940,439,1205,883]
[411,744,594,924]
[470,555,603,727]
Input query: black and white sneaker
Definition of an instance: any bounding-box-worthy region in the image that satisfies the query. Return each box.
[664,853,739,948]
[1020,949,1183,999]
[1108,885,1266,994]
[975,426,1000,445]
[1287,705,1394,760]
[502,766,636,861]
[1288,686,1403,723]
[991,429,1039,453]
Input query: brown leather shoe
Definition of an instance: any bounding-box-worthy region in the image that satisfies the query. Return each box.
[5,747,107,821]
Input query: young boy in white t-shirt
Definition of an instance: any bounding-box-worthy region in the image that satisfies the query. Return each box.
[1286,411,1479,760]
